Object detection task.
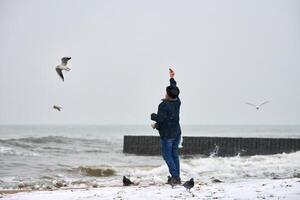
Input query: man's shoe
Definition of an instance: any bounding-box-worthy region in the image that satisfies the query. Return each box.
[170,177,181,186]
[174,177,181,185]
[170,177,177,188]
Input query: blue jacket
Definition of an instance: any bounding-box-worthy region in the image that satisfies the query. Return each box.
[151,78,181,138]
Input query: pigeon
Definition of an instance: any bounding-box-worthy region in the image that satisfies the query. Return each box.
[55,57,71,81]
[212,178,222,183]
[166,176,172,184]
[183,178,194,192]
[123,176,134,186]
[245,101,269,110]
[53,105,62,111]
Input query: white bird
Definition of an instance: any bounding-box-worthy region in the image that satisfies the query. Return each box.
[245,101,269,110]
[55,57,71,81]
[53,105,62,111]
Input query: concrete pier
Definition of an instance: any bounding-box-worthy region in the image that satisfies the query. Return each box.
[123,136,300,156]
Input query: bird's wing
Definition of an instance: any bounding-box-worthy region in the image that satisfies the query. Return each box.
[56,68,64,81]
[61,57,71,66]
[259,101,269,107]
[183,181,188,186]
[245,102,257,107]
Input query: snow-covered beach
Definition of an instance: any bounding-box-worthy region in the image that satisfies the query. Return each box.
[2,178,300,200]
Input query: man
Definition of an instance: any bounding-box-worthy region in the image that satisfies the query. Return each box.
[151,68,181,185]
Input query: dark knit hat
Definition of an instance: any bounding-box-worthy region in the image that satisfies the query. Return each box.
[166,86,180,99]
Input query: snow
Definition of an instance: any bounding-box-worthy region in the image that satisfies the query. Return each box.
[2,178,300,200]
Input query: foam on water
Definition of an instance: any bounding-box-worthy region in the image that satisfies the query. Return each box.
[0,146,40,157]
[1,151,299,189]
[123,151,300,186]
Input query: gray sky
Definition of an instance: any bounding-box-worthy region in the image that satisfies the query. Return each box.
[0,0,299,125]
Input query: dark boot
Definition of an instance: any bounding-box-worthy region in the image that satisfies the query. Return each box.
[174,177,181,184]
[170,177,181,186]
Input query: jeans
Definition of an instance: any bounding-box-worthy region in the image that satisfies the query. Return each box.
[160,135,180,178]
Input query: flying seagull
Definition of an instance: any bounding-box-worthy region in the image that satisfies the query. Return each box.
[245,101,269,110]
[183,178,194,192]
[55,57,71,81]
[53,105,62,111]
[123,176,134,186]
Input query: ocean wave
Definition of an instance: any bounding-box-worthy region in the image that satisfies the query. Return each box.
[1,151,300,190]
[0,136,119,146]
[83,149,106,153]
[0,146,40,157]
[0,136,119,156]
[121,151,300,185]
[15,136,71,144]
[0,136,70,146]
[0,141,34,149]
[78,166,116,177]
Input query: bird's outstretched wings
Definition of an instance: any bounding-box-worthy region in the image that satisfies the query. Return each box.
[259,101,269,107]
[56,68,64,81]
[53,105,62,111]
[245,102,256,107]
[61,57,71,66]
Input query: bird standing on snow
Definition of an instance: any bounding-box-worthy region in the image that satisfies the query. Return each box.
[245,101,269,110]
[53,105,62,111]
[183,178,194,192]
[123,176,134,186]
[166,176,172,184]
[55,57,71,81]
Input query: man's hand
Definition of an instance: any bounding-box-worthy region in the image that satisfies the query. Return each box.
[151,123,158,129]
[151,113,157,121]
[169,68,175,78]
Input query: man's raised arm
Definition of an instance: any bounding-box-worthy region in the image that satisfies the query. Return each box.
[170,78,177,87]
[169,68,178,87]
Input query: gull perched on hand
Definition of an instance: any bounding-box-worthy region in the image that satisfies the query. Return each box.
[55,57,71,81]
[245,101,269,110]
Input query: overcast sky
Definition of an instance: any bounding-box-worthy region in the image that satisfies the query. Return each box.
[0,0,299,125]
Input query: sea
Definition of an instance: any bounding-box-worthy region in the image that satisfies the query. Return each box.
[0,125,300,190]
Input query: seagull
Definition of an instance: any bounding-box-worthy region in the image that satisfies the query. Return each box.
[55,57,71,81]
[123,176,134,186]
[183,178,194,192]
[53,105,62,111]
[245,101,269,110]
